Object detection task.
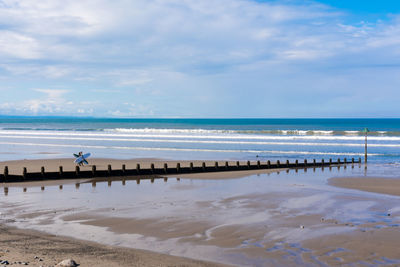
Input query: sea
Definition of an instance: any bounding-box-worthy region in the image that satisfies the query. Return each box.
[0,117,399,164]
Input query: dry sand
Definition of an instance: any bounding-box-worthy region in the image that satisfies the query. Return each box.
[329,176,400,196]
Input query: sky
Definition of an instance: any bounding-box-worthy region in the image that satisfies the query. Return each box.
[0,0,400,118]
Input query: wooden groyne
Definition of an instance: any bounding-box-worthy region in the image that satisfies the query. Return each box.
[0,158,361,183]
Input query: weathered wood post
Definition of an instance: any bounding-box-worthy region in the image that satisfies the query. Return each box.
[313,159,316,166]
[363,128,369,164]
[164,163,168,174]
[215,161,219,170]
[59,166,63,178]
[76,183,81,189]
[41,166,45,178]
[59,185,63,190]
[337,158,341,164]
[3,166,8,181]
[136,163,140,174]
[202,162,206,171]
[92,181,96,187]
[277,160,280,168]
[295,160,298,167]
[344,158,347,164]
[151,163,155,174]
[23,167,27,180]
[236,161,240,169]
[351,158,354,164]
[122,164,126,174]
[23,187,27,192]
[225,161,229,170]
[257,160,261,168]
[108,164,112,175]
[75,166,80,177]
[329,158,332,165]
[176,163,181,173]
[286,160,290,168]
[190,162,194,171]
[267,160,271,168]
[107,180,111,187]
[41,186,45,191]
[92,165,96,176]
[122,180,126,186]
[359,157,362,164]
[304,159,307,165]
[321,159,325,165]
[247,161,251,169]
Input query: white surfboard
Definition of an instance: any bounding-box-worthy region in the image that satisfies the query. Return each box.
[74,153,91,164]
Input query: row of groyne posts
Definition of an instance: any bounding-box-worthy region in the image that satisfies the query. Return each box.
[0,158,361,183]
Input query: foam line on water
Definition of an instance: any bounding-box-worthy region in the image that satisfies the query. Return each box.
[0,141,381,156]
[0,130,399,142]
[0,134,399,148]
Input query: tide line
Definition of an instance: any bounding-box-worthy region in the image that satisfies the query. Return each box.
[0,141,380,156]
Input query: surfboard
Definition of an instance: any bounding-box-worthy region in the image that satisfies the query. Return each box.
[74,153,91,164]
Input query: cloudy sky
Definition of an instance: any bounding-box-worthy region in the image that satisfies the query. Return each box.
[0,0,400,118]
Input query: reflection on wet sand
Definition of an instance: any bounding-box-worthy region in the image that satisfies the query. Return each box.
[0,166,399,266]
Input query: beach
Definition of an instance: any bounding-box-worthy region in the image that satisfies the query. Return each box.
[1,157,400,266]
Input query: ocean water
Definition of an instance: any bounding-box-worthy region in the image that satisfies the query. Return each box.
[0,117,399,163]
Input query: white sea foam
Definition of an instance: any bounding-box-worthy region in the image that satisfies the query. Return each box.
[0,134,399,148]
[0,141,379,156]
[1,130,400,141]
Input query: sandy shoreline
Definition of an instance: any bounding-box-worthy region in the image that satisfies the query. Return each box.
[329,176,400,196]
[0,224,229,267]
[2,158,400,266]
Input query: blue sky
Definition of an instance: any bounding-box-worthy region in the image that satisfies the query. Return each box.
[0,0,400,118]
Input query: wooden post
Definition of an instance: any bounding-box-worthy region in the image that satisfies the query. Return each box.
[151,163,155,174]
[164,177,168,182]
[75,166,80,177]
[107,180,111,187]
[358,157,361,163]
[277,160,280,167]
[41,166,45,178]
[257,160,261,168]
[23,167,27,180]
[108,164,112,175]
[3,166,8,180]
[267,160,271,168]
[164,163,168,174]
[351,158,354,164]
[122,164,126,174]
[286,160,290,168]
[190,162,194,171]
[202,162,206,171]
[247,161,251,169]
[176,163,181,173]
[59,185,63,190]
[295,160,298,167]
[364,128,369,164]
[329,158,332,165]
[76,182,81,189]
[337,158,341,164]
[41,186,45,191]
[225,161,229,170]
[136,178,140,184]
[122,180,126,186]
[313,159,316,166]
[236,161,240,169]
[59,166,63,178]
[23,187,27,192]
[136,163,140,174]
[215,161,219,170]
[321,159,324,165]
[344,158,347,164]
[92,165,96,176]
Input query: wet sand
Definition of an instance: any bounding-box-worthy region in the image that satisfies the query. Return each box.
[1,159,400,266]
[329,176,400,196]
[0,224,229,267]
